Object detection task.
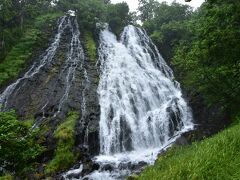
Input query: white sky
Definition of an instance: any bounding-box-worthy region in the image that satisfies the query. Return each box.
[111,0,205,11]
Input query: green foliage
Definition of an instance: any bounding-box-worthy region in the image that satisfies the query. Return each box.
[57,0,107,31]
[138,115,240,180]
[84,32,97,62]
[173,1,240,111]
[0,12,62,87]
[0,111,44,176]
[57,0,132,34]
[45,111,79,175]
[76,0,107,31]
[138,0,158,21]
[0,0,55,60]
[140,1,193,61]
[106,2,131,35]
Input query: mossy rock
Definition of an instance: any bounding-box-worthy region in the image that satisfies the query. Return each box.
[44,111,80,175]
[84,32,97,62]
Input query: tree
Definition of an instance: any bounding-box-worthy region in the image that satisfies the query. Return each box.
[139,2,193,61]
[106,2,131,35]
[0,0,53,60]
[173,0,240,112]
[138,0,159,21]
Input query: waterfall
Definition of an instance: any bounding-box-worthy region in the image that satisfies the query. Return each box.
[81,25,193,179]
[34,15,87,124]
[0,13,89,125]
[55,17,85,115]
[0,16,68,111]
[98,25,193,156]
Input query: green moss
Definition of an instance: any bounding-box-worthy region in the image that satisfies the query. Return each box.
[84,32,97,62]
[0,175,13,180]
[44,111,79,175]
[0,13,62,87]
[138,115,240,180]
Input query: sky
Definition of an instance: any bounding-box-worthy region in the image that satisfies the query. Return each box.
[111,0,205,11]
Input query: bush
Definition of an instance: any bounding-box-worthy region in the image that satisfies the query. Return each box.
[0,111,44,176]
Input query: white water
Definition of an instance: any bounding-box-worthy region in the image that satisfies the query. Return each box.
[87,25,193,179]
[98,25,193,154]
[34,15,89,127]
[55,17,84,115]
[0,13,89,129]
[0,16,68,111]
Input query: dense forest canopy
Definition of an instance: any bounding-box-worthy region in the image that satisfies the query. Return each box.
[0,0,240,178]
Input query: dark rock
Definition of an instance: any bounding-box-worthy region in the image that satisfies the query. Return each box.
[0,16,101,178]
[130,161,148,171]
[92,163,100,171]
[187,92,231,141]
[174,136,189,146]
[101,164,115,171]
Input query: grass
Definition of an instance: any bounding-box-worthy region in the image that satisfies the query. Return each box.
[138,116,240,180]
[84,32,97,62]
[44,111,80,175]
[0,12,62,87]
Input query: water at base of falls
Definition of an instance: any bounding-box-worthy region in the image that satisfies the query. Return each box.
[64,25,193,180]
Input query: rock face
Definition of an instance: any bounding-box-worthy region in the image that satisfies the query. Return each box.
[0,15,101,164]
[187,92,231,141]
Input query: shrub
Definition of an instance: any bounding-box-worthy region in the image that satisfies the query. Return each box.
[0,111,44,176]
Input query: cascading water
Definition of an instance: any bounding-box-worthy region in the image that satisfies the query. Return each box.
[0,16,68,111]
[0,12,89,129]
[55,17,85,115]
[83,25,193,179]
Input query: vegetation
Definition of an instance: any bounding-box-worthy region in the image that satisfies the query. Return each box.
[0,0,134,177]
[57,0,108,31]
[106,2,132,35]
[139,0,240,115]
[0,0,133,86]
[0,175,13,180]
[57,0,133,34]
[139,1,193,61]
[138,116,240,180]
[0,111,44,176]
[45,111,79,175]
[173,1,240,112]
[0,12,62,86]
[84,32,97,62]
[0,0,55,60]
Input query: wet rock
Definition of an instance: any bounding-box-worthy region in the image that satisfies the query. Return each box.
[92,163,100,171]
[1,16,101,178]
[101,164,114,171]
[174,136,189,146]
[130,161,148,171]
